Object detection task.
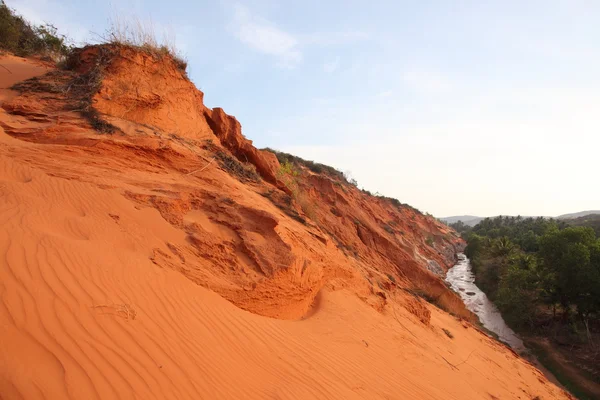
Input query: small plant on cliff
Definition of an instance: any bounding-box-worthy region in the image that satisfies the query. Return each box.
[387,273,397,284]
[277,161,300,196]
[426,236,434,247]
[279,160,299,177]
[442,328,454,339]
[275,160,318,223]
[343,171,358,187]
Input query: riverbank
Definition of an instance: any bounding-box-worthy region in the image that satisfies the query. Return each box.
[524,337,600,400]
[447,253,600,399]
[445,254,525,351]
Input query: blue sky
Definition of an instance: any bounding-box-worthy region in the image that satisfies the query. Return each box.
[10,0,600,217]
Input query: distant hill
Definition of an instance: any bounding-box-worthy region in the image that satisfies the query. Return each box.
[439,215,483,226]
[565,214,600,236]
[556,210,600,219]
[441,210,600,227]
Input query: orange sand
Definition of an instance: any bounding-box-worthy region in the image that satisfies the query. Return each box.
[0,51,572,399]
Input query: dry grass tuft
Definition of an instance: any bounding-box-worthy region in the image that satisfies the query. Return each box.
[101,15,187,72]
[202,140,260,182]
[64,45,120,133]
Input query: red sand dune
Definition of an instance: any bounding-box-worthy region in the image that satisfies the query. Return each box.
[0,48,572,399]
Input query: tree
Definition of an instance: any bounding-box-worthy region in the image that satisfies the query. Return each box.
[491,236,514,257]
[449,220,471,234]
[518,230,539,253]
[538,227,597,317]
[496,261,538,328]
[464,233,485,259]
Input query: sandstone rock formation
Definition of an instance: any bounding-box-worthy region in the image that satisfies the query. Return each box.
[0,47,572,399]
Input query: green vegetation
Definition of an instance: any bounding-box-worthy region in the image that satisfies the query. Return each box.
[263,148,349,183]
[279,160,299,177]
[0,0,70,58]
[465,216,599,328]
[273,158,317,222]
[263,148,422,215]
[276,160,300,195]
[376,194,421,214]
[525,340,595,400]
[448,220,472,234]
[464,216,600,396]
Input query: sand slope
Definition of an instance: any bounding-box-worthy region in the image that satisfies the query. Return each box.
[0,53,572,399]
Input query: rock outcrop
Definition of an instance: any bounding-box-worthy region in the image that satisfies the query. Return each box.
[59,44,469,319]
[204,107,286,190]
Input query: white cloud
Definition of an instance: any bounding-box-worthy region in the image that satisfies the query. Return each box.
[232,3,302,68]
[378,90,393,97]
[323,57,340,73]
[302,31,370,46]
[401,68,453,94]
[229,4,371,69]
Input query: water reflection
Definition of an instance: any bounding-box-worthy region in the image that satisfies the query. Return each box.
[446,253,525,352]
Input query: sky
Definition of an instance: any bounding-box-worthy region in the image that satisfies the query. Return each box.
[8,0,600,217]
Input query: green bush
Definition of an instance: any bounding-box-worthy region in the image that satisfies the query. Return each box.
[0,1,70,58]
[274,158,318,223]
[279,160,298,177]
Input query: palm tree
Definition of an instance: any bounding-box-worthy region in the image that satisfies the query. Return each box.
[492,236,514,257]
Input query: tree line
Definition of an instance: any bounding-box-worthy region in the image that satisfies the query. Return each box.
[462,216,600,341]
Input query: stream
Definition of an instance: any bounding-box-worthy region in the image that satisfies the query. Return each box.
[445,253,525,352]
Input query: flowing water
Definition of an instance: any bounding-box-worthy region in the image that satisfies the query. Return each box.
[445,253,525,352]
